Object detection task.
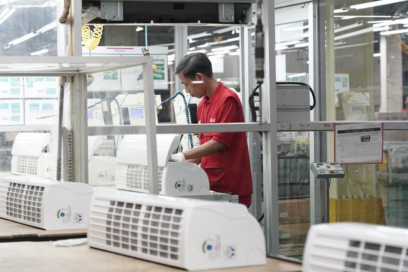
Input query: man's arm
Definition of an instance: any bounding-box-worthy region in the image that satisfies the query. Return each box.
[183,140,226,160]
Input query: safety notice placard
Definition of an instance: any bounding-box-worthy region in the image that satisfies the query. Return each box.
[334,123,383,164]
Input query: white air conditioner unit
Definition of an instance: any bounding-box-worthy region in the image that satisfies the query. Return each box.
[116,134,210,196]
[88,192,266,271]
[11,133,51,178]
[0,175,93,230]
[303,223,408,272]
[88,136,117,186]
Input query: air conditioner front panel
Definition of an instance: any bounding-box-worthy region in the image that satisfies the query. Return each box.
[88,192,188,269]
[303,223,408,272]
[0,176,93,230]
[116,163,163,193]
[88,192,266,271]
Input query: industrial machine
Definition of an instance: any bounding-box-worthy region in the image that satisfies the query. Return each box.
[88,136,116,186]
[116,134,210,196]
[276,84,312,122]
[87,191,266,270]
[87,98,106,126]
[0,175,93,230]
[11,133,51,179]
[111,93,162,126]
[338,91,371,121]
[303,223,408,272]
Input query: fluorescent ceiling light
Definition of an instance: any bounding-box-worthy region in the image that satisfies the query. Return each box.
[275,46,288,50]
[187,49,207,54]
[288,73,307,78]
[380,28,408,35]
[335,41,377,50]
[213,26,240,34]
[0,7,16,25]
[211,45,238,52]
[31,49,49,56]
[207,51,229,56]
[229,52,240,56]
[8,32,37,46]
[303,32,309,37]
[336,15,392,20]
[276,41,300,47]
[334,22,362,33]
[197,43,209,48]
[373,26,389,32]
[373,53,381,57]
[187,32,212,40]
[373,19,408,28]
[219,37,240,44]
[295,43,309,48]
[37,21,57,33]
[335,27,374,41]
[334,0,408,13]
[189,47,196,50]
[168,62,174,65]
[283,25,309,31]
[136,27,143,32]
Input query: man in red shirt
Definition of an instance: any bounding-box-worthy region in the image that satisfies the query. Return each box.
[169,53,253,206]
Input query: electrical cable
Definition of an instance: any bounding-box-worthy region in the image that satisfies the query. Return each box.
[160,92,193,149]
[114,93,129,155]
[88,96,123,125]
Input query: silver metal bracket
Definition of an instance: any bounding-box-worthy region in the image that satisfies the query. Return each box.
[218,3,234,23]
[101,1,124,22]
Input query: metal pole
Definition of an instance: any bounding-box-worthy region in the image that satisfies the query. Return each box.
[71,0,82,56]
[175,26,188,94]
[262,0,279,256]
[143,59,160,195]
[56,78,66,181]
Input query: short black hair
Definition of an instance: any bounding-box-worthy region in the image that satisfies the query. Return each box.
[175,53,213,79]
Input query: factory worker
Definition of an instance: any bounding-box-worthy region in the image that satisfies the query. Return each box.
[170,53,253,206]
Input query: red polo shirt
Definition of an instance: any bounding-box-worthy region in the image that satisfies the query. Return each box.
[197,83,253,206]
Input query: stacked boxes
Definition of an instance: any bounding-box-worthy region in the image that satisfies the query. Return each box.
[278,198,310,257]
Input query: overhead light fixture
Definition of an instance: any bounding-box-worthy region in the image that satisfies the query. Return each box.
[334,22,362,33]
[288,73,307,78]
[219,37,240,44]
[335,27,374,40]
[336,15,392,20]
[136,27,143,32]
[229,52,240,56]
[373,26,389,32]
[197,43,209,48]
[213,26,240,34]
[373,18,408,28]
[207,51,229,56]
[189,47,196,50]
[187,49,207,55]
[275,46,288,51]
[0,7,16,25]
[276,40,300,47]
[211,45,238,52]
[187,32,212,40]
[283,25,309,31]
[37,21,57,33]
[380,28,408,35]
[295,43,309,48]
[31,49,49,56]
[334,0,408,13]
[373,53,381,57]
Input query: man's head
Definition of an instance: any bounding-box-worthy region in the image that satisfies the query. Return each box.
[175,53,213,98]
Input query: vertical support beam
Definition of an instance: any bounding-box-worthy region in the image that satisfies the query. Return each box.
[380,35,388,112]
[71,74,88,183]
[239,26,247,115]
[262,0,279,256]
[57,3,67,56]
[143,59,160,195]
[244,27,263,220]
[71,0,82,56]
[175,26,188,93]
[310,0,327,225]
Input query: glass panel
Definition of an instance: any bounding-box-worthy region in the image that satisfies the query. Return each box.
[0,1,59,56]
[324,1,408,121]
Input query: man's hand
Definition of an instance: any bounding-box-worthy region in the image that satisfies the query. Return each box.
[169,153,185,162]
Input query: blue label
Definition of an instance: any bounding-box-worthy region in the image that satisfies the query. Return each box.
[35,78,44,82]
[11,116,20,121]
[29,103,39,110]
[46,78,56,82]
[335,76,341,82]
[0,103,9,109]
[42,103,54,110]
[10,88,20,94]
[0,78,8,82]
[46,88,56,94]
[11,103,20,109]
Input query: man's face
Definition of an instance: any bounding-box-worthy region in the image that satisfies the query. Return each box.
[178,73,206,98]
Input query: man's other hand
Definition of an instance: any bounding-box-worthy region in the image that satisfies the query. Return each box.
[169,153,186,162]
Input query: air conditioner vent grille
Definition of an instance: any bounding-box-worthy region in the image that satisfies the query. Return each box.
[90,199,183,261]
[16,156,38,176]
[117,164,164,192]
[4,182,44,223]
[311,235,408,272]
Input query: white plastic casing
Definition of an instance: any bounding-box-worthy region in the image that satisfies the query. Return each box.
[0,176,93,230]
[89,156,117,186]
[11,133,51,178]
[88,192,266,271]
[303,223,408,272]
[116,135,209,196]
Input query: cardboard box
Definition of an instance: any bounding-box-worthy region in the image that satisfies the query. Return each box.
[279,223,310,245]
[329,197,386,225]
[279,199,310,224]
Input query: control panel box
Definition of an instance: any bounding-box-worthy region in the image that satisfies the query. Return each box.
[310,162,345,179]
